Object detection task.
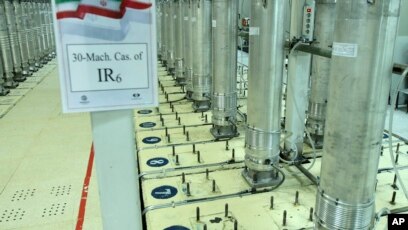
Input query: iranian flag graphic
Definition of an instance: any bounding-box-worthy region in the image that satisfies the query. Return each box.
[55,0,152,20]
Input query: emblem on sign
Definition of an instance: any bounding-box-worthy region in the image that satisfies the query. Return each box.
[100,0,107,6]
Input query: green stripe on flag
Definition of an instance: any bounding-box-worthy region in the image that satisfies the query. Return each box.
[55,0,122,4]
[55,0,80,4]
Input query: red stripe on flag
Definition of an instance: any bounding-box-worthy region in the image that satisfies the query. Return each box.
[57,11,80,19]
[75,144,95,230]
[123,0,151,10]
[56,0,152,20]
[76,5,125,19]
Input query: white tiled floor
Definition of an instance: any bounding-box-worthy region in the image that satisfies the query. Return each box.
[0,64,102,229]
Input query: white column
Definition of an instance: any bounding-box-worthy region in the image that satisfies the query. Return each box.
[91,110,142,230]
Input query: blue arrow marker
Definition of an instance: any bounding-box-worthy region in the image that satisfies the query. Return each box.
[151,185,178,199]
[140,122,156,128]
[142,136,161,144]
[138,109,153,114]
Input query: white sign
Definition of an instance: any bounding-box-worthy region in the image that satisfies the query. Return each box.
[332,42,358,58]
[249,27,260,35]
[52,0,158,112]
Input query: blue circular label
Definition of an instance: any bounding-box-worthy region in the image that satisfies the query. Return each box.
[164,226,190,230]
[139,122,156,128]
[383,133,389,139]
[147,157,169,167]
[138,109,152,114]
[151,185,178,199]
[142,136,161,144]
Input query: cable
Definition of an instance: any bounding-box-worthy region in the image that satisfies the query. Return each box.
[142,165,286,215]
[387,67,408,201]
[166,97,187,104]
[372,207,390,230]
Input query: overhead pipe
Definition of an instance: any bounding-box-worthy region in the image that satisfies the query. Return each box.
[184,0,194,99]
[314,0,402,229]
[242,0,286,188]
[191,0,212,112]
[305,0,336,149]
[174,0,185,85]
[210,0,239,139]
[283,0,312,158]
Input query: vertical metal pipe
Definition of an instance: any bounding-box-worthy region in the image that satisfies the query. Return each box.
[166,0,176,74]
[0,1,18,88]
[210,0,238,139]
[47,0,56,56]
[315,0,402,229]
[44,0,52,59]
[283,0,312,157]
[174,0,185,85]
[34,0,46,63]
[5,0,25,82]
[156,1,162,60]
[191,0,212,112]
[40,0,49,60]
[0,48,8,95]
[242,0,286,188]
[184,0,194,99]
[305,0,336,149]
[161,1,168,66]
[14,0,30,77]
[28,0,41,68]
[22,0,38,71]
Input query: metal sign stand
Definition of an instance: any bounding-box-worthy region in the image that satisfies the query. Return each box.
[90,109,142,230]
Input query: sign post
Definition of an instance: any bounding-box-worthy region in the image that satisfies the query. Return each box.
[51,0,158,229]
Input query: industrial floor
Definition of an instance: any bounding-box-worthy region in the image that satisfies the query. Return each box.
[0,61,407,229]
[0,61,102,229]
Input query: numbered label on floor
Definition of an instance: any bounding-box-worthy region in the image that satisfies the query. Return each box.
[164,226,190,230]
[151,185,178,199]
[142,136,161,144]
[140,122,156,128]
[147,157,169,167]
[137,109,153,114]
